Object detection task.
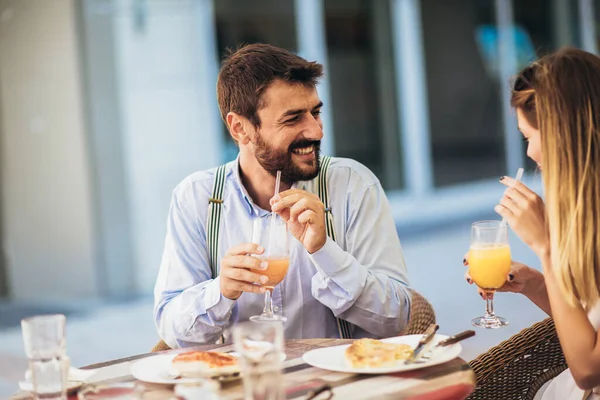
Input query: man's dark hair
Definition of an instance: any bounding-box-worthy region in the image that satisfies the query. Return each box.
[217,43,323,129]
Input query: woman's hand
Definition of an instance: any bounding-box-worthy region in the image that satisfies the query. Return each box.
[464,257,543,300]
[494,177,550,257]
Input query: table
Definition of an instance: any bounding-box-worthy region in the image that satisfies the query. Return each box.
[13,339,475,400]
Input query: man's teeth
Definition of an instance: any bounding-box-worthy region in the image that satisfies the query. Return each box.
[292,145,314,155]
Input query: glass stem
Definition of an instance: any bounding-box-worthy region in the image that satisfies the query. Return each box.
[485,295,495,318]
[263,289,274,316]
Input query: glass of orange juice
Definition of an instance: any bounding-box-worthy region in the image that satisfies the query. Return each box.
[249,217,290,323]
[469,220,511,328]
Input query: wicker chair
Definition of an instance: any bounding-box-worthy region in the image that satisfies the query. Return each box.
[467,317,567,400]
[151,290,436,352]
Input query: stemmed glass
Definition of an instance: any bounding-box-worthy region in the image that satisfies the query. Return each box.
[469,220,512,328]
[249,216,290,322]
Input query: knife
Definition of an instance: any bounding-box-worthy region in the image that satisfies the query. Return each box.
[436,330,475,347]
[406,323,439,364]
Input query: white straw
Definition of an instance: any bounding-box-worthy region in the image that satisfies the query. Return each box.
[497,167,524,243]
[501,167,524,228]
[267,171,282,257]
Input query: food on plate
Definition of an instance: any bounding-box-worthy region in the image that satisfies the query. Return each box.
[171,351,240,377]
[345,338,413,368]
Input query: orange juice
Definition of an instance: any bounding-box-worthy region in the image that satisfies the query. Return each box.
[469,244,511,291]
[251,257,290,289]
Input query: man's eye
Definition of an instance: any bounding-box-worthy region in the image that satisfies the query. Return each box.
[522,137,529,142]
[286,116,301,124]
[312,110,322,116]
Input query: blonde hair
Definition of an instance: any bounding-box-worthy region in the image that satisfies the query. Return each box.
[511,48,600,308]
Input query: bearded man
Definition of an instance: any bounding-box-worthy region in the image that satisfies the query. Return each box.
[153,43,412,347]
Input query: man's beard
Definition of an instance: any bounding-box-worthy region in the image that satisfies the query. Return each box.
[253,134,321,183]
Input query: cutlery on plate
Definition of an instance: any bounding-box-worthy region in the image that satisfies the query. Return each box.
[405,323,439,364]
[414,329,476,363]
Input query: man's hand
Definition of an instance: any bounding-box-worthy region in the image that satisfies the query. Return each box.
[270,188,327,254]
[220,243,269,300]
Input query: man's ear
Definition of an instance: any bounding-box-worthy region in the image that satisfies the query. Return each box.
[227,112,252,145]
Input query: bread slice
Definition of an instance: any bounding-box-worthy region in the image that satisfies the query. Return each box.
[345,338,413,368]
[172,351,240,377]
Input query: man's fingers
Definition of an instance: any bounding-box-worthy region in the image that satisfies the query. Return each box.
[297,210,318,225]
[272,193,305,211]
[272,193,322,213]
[275,188,320,201]
[289,199,313,221]
[225,243,264,257]
[223,255,267,270]
[222,263,268,284]
[224,280,266,294]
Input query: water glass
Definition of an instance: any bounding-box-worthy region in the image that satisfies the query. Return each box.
[233,322,285,400]
[21,314,68,400]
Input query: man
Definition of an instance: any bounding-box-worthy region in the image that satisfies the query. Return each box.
[154,43,412,347]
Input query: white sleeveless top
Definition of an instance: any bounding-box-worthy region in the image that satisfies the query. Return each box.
[542,304,600,400]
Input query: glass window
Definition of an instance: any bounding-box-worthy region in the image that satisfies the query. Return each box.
[514,0,581,57]
[324,0,403,190]
[421,0,505,187]
[214,0,297,162]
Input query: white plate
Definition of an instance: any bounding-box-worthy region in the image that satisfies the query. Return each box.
[302,334,461,374]
[131,352,286,385]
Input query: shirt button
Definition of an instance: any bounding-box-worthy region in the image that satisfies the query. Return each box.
[274,306,280,312]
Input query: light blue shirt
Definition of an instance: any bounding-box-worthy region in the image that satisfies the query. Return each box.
[154,156,412,347]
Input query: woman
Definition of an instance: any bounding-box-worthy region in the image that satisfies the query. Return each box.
[466,47,600,399]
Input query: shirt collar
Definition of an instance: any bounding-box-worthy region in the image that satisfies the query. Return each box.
[231,155,301,217]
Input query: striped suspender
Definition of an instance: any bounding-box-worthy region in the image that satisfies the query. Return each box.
[317,156,354,340]
[207,164,228,279]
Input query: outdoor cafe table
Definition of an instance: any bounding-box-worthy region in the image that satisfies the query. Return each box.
[13,338,476,400]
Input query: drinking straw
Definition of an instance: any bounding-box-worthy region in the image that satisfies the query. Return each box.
[267,171,282,257]
[497,167,524,242]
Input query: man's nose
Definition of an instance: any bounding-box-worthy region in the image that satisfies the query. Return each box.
[304,113,324,141]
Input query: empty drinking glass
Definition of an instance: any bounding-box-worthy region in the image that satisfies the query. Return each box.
[233,321,285,400]
[21,314,68,400]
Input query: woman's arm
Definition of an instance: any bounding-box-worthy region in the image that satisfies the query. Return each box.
[494,177,600,389]
[541,249,600,390]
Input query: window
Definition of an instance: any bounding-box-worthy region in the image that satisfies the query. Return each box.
[421,0,505,187]
[324,0,403,190]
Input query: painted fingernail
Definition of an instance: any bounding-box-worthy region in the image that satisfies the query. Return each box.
[500,176,506,181]
[260,261,268,270]
[479,292,484,298]
[260,276,268,283]
[466,277,472,284]
[257,246,264,253]
[508,273,515,281]
[463,258,467,265]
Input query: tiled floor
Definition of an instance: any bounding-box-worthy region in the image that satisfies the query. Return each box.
[0,217,549,398]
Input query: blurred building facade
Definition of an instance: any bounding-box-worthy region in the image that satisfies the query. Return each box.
[0,0,598,301]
